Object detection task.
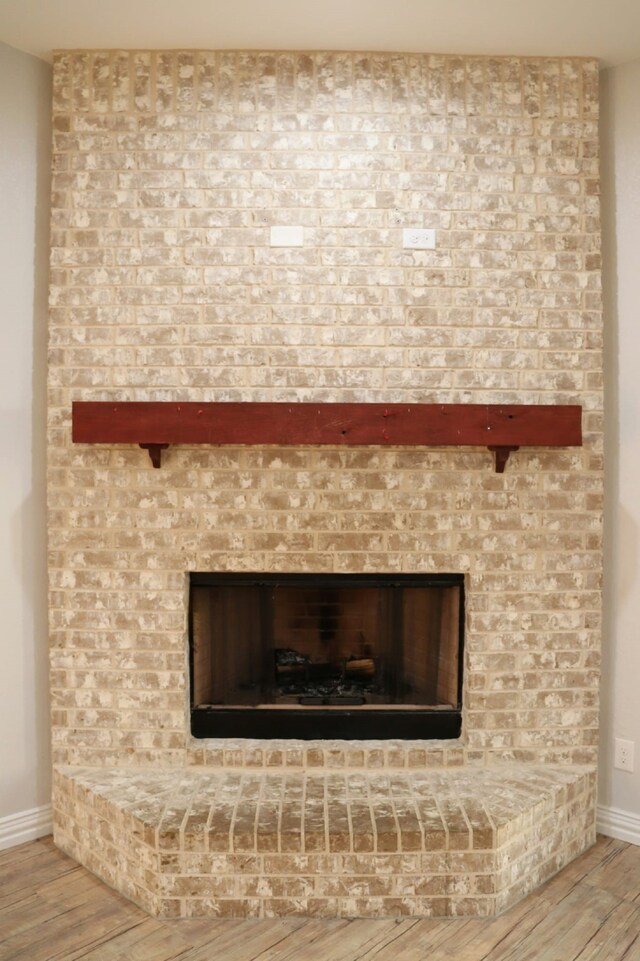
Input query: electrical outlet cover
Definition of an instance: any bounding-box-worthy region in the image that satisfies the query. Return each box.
[270,225,304,247]
[402,228,436,249]
[614,737,635,772]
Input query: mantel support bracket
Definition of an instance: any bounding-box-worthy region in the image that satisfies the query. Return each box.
[139,443,169,468]
[488,445,519,473]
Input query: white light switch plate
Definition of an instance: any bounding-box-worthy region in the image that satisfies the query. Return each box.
[402,228,436,249]
[270,225,304,247]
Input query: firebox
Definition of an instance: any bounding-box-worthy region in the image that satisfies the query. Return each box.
[189,572,464,740]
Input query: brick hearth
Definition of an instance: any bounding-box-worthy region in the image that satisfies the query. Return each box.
[54,764,595,918]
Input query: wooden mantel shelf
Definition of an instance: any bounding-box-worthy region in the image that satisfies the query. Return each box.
[71,402,582,472]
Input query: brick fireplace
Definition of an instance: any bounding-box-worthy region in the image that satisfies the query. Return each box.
[48,50,603,918]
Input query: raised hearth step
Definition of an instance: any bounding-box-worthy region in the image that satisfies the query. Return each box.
[53,763,595,920]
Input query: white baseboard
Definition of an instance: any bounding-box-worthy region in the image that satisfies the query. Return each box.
[0,804,52,850]
[597,804,640,846]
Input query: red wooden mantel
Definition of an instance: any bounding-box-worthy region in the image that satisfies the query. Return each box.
[71,402,582,472]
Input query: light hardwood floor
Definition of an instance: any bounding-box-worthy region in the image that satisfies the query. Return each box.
[1,835,639,960]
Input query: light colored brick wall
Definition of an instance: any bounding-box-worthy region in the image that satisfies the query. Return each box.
[48,51,603,769]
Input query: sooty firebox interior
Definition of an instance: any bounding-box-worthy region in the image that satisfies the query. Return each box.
[189,573,464,739]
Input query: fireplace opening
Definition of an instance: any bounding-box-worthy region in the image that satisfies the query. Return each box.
[189,573,464,740]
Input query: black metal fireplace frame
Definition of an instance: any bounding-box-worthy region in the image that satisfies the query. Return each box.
[188,571,465,740]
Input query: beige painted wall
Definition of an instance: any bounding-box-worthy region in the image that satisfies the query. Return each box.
[0,42,51,820]
[600,58,640,824]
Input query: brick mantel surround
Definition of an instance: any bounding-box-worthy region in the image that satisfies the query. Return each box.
[48,50,603,918]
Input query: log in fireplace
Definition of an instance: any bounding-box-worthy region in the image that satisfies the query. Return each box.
[189,572,464,739]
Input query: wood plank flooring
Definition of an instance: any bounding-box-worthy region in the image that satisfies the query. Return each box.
[1,835,639,961]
